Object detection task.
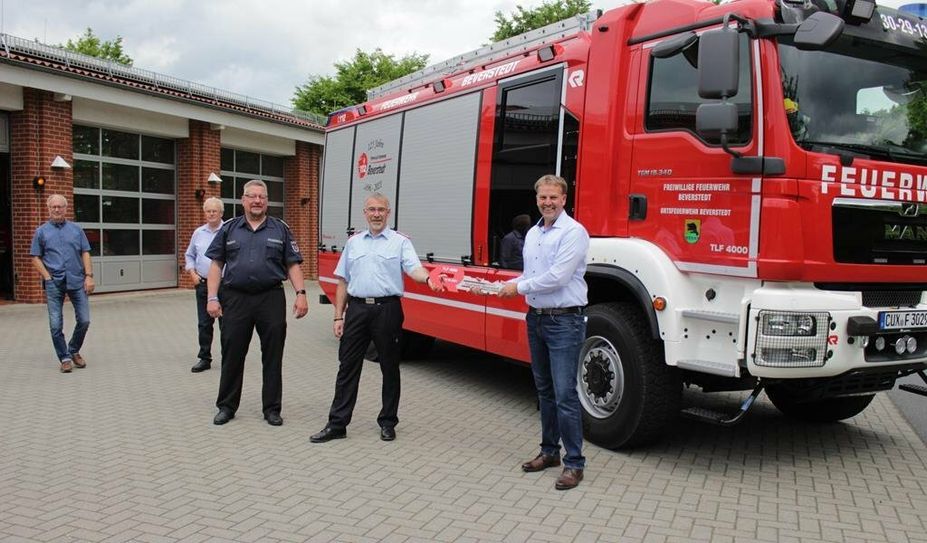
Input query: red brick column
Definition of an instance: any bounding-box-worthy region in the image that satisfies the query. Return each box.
[11,89,73,303]
[284,141,320,280]
[176,120,221,289]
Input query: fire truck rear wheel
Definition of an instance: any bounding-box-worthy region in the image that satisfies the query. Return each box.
[765,386,875,422]
[579,302,681,449]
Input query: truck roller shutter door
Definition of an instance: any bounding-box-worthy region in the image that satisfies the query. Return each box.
[396,92,480,261]
[350,114,403,233]
[320,127,355,249]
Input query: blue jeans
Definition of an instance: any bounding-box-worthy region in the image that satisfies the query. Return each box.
[526,311,587,470]
[44,279,91,363]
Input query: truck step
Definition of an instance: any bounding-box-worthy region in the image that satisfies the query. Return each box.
[681,407,734,424]
[680,383,764,427]
[899,383,927,397]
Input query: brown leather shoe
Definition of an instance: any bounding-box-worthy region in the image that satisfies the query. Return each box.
[555,468,584,490]
[59,360,73,373]
[72,354,86,368]
[521,453,561,473]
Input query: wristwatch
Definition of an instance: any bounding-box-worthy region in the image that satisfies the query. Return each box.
[295,289,306,296]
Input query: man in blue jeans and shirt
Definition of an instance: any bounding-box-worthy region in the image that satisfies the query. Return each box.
[31,194,94,373]
[499,174,589,490]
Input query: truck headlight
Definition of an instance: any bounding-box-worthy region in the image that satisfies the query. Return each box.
[755,311,831,368]
[761,312,817,336]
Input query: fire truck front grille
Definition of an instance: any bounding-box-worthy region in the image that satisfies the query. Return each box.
[862,290,923,308]
[832,199,927,265]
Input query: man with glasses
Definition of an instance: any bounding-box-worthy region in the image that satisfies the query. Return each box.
[311,193,441,443]
[184,197,224,373]
[205,180,308,426]
[31,194,94,373]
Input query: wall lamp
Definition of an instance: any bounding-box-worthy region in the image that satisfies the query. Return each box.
[207,172,222,184]
[33,175,46,192]
[195,188,206,201]
[50,155,71,170]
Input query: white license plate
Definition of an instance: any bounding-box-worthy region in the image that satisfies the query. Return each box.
[879,310,927,330]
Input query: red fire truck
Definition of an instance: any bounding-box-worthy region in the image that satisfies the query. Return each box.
[318,0,927,448]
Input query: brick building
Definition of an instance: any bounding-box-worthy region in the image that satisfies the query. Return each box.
[0,35,324,303]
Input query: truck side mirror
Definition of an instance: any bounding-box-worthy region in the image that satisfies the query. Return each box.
[696,103,739,139]
[697,29,739,99]
[794,12,844,50]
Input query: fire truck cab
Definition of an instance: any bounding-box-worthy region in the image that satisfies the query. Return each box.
[319,0,927,448]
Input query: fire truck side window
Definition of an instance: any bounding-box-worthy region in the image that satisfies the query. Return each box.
[490,72,570,268]
[645,34,753,145]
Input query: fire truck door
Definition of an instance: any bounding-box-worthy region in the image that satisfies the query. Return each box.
[484,66,569,362]
[629,35,760,275]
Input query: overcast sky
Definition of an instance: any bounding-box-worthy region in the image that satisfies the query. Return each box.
[0,0,637,109]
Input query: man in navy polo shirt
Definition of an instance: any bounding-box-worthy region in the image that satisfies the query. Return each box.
[30,194,94,373]
[205,180,308,427]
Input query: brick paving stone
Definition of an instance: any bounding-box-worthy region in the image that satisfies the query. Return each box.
[1,286,926,542]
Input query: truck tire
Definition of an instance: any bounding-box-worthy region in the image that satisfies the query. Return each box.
[579,302,680,449]
[765,386,875,422]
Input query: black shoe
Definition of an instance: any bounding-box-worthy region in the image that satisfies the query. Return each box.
[264,412,283,426]
[380,427,396,441]
[213,410,234,425]
[310,427,346,443]
[191,359,211,373]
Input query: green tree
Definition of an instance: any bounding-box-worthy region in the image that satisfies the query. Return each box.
[293,49,429,116]
[491,0,592,42]
[61,28,133,65]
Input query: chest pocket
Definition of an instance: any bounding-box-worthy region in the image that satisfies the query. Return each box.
[265,240,284,262]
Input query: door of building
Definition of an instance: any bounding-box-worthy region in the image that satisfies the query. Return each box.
[0,112,11,300]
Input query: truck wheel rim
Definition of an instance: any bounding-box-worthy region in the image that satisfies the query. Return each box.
[578,335,624,419]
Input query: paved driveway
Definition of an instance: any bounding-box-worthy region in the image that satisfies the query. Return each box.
[0,287,925,542]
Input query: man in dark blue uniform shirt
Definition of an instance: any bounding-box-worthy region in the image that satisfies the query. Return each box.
[205,180,308,426]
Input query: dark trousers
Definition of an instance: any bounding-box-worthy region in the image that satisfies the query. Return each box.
[194,282,219,362]
[327,299,404,430]
[216,287,286,416]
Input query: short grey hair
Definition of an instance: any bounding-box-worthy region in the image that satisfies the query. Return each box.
[203,197,224,212]
[242,179,267,196]
[364,192,390,209]
[46,194,67,207]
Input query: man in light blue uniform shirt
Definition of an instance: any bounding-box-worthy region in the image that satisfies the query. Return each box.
[311,192,441,443]
[184,197,224,373]
[30,194,94,373]
[499,174,589,490]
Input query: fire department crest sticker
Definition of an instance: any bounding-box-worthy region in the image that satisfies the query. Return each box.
[357,153,369,179]
[684,219,700,244]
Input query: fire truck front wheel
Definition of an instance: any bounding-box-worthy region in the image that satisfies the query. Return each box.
[765,386,875,423]
[578,302,681,449]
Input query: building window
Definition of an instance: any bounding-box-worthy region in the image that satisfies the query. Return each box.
[220,148,285,219]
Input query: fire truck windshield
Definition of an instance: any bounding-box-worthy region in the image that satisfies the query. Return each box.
[779,34,927,166]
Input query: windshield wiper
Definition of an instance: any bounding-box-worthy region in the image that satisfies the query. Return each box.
[799,140,927,167]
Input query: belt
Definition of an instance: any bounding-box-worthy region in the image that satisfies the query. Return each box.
[530,306,585,316]
[350,295,400,305]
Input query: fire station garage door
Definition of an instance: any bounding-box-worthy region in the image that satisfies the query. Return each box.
[72,125,177,293]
